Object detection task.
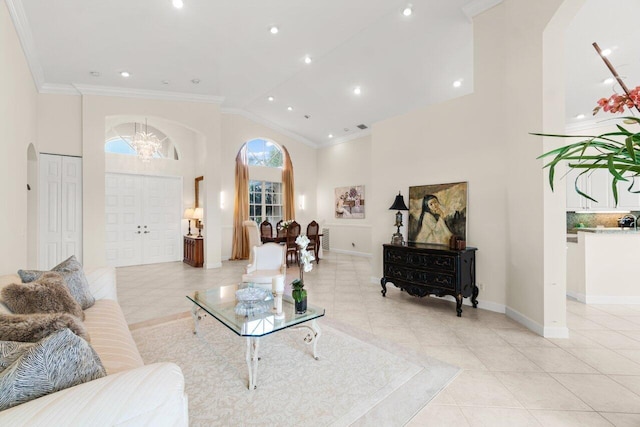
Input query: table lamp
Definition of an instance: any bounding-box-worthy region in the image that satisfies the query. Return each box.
[193,207,204,237]
[183,208,195,236]
[389,191,408,245]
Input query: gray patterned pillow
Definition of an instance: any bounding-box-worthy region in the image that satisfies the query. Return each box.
[0,328,106,410]
[18,255,95,309]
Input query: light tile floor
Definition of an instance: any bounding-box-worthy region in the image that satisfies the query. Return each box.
[117,252,640,426]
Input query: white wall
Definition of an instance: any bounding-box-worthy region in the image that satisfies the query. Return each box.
[81,95,222,269]
[37,94,82,156]
[367,0,570,335]
[220,113,318,259]
[316,135,372,255]
[0,1,38,273]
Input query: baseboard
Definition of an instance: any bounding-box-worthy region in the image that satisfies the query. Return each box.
[584,295,640,304]
[330,248,372,258]
[566,291,586,303]
[439,295,506,314]
[505,306,569,338]
[205,261,222,269]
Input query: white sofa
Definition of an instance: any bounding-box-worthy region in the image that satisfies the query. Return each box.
[0,267,189,426]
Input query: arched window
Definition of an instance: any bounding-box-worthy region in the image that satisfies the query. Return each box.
[246,138,283,167]
[244,139,283,224]
[104,122,179,160]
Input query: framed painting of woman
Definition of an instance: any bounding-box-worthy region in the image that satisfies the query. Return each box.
[408,182,467,245]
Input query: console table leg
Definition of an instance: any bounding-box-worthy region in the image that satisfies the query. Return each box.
[472,285,479,308]
[380,278,387,297]
[456,294,463,317]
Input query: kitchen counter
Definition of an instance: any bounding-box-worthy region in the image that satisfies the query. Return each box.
[566,231,640,304]
[571,227,640,234]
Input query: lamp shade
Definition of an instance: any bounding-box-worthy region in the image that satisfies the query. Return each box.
[183,208,195,219]
[389,192,408,211]
[193,207,204,220]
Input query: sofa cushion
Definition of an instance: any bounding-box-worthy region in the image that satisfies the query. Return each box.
[83,299,144,374]
[0,313,89,342]
[0,328,106,411]
[1,272,84,320]
[18,255,95,310]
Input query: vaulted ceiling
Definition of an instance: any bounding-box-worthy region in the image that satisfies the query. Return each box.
[8,0,639,146]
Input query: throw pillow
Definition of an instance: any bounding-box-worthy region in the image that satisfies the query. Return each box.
[0,313,89,342]
[18,255,95,309]
[1,272,84,320]
[0,328,106,410]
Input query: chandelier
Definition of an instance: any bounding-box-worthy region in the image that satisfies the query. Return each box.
[131,120,161,162]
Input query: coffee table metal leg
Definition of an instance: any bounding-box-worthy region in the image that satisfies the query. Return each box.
[292,319,322,360]
[191,305,203,335]
[246,337,260,390]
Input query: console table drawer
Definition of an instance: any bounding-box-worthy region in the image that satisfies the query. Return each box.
[385,247,455,272]
[384,264,455,290]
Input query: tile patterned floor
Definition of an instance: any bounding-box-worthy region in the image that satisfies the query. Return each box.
[117,252,640,426]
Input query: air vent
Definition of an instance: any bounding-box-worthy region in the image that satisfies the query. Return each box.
[322,228,330,251]
[357,124,368,130]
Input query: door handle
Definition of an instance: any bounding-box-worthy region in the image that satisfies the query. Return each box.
[144,231,150,234]
[136,231,141,234]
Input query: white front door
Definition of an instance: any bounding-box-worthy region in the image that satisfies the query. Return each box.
[105,173,182,267]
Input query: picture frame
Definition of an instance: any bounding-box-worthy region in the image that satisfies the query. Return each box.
[334,185,365,219]
[408,182,467,245]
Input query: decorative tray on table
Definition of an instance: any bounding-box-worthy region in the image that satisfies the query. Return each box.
[234,287,273,317]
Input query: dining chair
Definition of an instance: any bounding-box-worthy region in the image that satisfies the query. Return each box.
[285,221,301,266]
[260,220,273,243]
[306,220,320,264]
[275,220,286,239]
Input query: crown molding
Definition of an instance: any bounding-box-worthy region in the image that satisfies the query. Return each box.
[222,107,318,149]
[462,0,504,21]
[72,84,225,104]
[40,83,80,95]
[6,0,44,89]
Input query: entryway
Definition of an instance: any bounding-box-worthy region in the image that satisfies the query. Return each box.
[105,173,182,267]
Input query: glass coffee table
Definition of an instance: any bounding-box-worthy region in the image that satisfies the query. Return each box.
[187,284,325,390]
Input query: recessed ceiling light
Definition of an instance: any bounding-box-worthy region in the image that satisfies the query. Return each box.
[328,134,334,139]
[304,55,312,64]
[191,78,200,84]
[603,77,615,85]
[353,86,362,95]
[161,80,169,85]
[453,79,462,88]
[601,48,612,57]
[120,71,130,78]
[172,0,184,9]
[575,114,585,119]
[267,96,275,102]
[270,26,279,34]
[89,71,100,77]
[402,5,413,16]
[287,106,293,111]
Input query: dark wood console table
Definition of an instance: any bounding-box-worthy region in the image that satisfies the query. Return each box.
[381,243,478,317]
[183,236,204,268]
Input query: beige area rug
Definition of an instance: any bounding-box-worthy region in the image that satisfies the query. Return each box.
[131,314,460,427]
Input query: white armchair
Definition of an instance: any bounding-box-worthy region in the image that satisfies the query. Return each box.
[243,220,261,265]
[242,243,286,289]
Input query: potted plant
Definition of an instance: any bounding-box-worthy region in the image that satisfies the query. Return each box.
[291,278,307,314]
[537,42,640,204]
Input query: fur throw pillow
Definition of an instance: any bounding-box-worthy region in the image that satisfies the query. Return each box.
[0,313,89,342]
[18,255,95,310]
[1,272,84,320]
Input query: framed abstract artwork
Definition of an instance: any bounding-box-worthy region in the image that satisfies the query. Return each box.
[334,185,365,219]
[408,182,467,245]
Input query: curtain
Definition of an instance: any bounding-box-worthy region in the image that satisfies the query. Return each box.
[231,147,250,260]
[282,145,296,221]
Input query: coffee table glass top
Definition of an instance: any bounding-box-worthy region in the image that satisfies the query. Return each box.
[187,283,324,337]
